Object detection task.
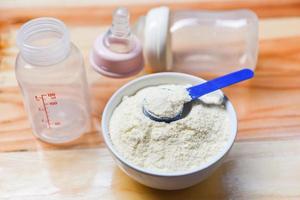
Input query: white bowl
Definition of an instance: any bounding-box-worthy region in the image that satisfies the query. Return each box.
[102,72,237,190]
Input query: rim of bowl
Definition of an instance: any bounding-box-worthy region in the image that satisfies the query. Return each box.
[102,72,237,177]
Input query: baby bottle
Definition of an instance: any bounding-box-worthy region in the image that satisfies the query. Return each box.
[134,7,258,74]
[15,17,91,144]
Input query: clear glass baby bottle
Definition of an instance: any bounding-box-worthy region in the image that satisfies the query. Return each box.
[134,7,258,74]
[15,17,91,144]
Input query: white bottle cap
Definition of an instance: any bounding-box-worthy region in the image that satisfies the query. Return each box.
[144,6,172,72]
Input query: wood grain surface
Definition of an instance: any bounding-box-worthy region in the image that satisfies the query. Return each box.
[0,0,300,199]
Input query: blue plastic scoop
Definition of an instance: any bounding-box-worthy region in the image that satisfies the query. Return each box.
[143,68,254,123]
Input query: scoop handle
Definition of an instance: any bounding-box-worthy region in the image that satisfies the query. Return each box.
[187,68,254,100]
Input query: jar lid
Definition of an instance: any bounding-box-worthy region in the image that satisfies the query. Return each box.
[143,6,172,72]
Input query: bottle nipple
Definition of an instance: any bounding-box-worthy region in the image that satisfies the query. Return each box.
[111,8,130,37]
[104,7,133,53]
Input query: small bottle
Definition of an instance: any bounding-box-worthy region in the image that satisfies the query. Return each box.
[15,17,91,144]
[134,7,258,74]
[90,7,144,78]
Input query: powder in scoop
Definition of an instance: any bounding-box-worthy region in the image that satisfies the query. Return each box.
[109,84,231,173]
[143,85,191,118]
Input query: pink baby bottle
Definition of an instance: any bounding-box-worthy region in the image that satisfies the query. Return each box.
[90,7,144,78]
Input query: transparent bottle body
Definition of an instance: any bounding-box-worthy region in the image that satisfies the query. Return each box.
[170,10,258,73]
[16,44,91,143]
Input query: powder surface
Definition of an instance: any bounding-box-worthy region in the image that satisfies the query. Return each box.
[143,85,191,118]
[109,84,231,173]
[200,91,224,105]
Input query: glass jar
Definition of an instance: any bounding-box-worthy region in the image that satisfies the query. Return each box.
[15,17,91,144]
[134,7,258,74]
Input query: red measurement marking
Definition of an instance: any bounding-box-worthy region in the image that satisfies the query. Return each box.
[35,96,40,101]
[40,94,51,128]
[48,93,56,99]
[35,93,60,128]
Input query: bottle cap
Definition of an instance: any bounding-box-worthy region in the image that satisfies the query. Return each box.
[90,34,143,78]
[90,7,144,78]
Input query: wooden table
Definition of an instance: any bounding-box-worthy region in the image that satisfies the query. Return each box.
[1,0,300,199]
